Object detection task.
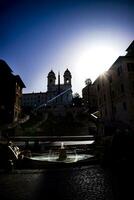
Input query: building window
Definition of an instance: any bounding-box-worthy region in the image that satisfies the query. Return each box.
[127,63,134,72]
[66,78,69,83]
[97,84,100,91]
[104,94,106,101]
[111,90,115,98]
[113,106,116,114]
[117,67,120,76]
[123,102,127,111]
[121,84,125,93]
[117,65,122,76]
[99,98,101,104]
[105,108,107,115]
[132,81,134,90]
[109,75,112,83]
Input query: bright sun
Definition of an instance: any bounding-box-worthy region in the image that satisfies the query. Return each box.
[78,45,118,78]
[73,44,119,84]
[71,42,120,95]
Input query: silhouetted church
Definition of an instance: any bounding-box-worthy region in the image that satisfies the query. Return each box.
[22,69,73,109]
[46,69,72,105]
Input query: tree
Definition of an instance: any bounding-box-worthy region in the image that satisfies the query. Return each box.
[72,93,82,107]
[85,78,92,86]
[73,93,80,98]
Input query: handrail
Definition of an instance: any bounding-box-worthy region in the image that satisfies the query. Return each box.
[8,135,94,142]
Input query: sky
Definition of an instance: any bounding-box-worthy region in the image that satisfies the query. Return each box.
[0,0,134,96]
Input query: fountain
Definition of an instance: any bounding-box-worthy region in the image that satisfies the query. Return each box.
[57,142,67,161]
[25,141,95,165]
[17,88,95,167]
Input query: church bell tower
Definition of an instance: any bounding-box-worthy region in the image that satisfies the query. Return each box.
[64,68,72,85]
[47,70,56,91]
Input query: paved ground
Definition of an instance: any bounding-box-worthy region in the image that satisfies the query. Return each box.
[0,165,114,200]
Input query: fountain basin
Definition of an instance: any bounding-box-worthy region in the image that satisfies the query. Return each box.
[15,141,96,168]
[25,151,94,164]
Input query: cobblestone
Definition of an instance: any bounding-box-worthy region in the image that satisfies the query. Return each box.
[0,165,114,200]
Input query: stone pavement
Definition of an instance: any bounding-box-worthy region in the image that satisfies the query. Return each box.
[0,165,114,200]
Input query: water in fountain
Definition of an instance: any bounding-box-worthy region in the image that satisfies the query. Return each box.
[28,141,94,164]
[57,142,67,161]
[28,151,94,163]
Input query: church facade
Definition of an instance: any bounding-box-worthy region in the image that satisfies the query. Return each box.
[22,69,73,109]
[46,69,72,105]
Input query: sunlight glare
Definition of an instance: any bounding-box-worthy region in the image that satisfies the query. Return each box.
[72,43,119,94]
[78,45,118,78]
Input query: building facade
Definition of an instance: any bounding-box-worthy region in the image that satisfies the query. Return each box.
[82,82,98,113]
[94,40,134,129]
[0,60,25,125]
[22,92,47,109]
[22,69,73,110]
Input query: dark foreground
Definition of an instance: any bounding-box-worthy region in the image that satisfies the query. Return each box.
[0,164,133,200]
[0,164,112,200]
[0,165,113,200]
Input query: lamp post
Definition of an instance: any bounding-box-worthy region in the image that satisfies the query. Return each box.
[85,78,92,113]
[88,84,90,112]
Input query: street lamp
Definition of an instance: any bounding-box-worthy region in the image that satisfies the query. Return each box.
[85,78,92,113]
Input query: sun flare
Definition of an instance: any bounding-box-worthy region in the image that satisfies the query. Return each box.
[79,45,118,76]
[69,41,121,95]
